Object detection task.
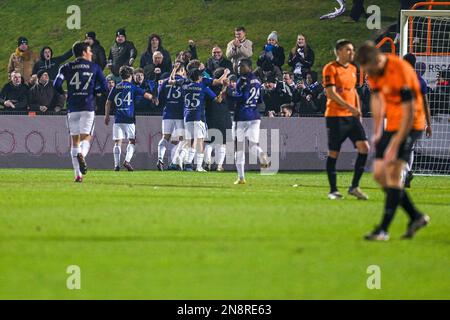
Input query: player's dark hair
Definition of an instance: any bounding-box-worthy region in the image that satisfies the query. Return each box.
[187,59,201,73]
[235,26,246,33]
[403,53,416,68]
[72,41,90,58]
[188,68,202,82]
[354,41,380,65]
[213,67,225,80]
[239,58,252,69]
[119,66,134,80]
[335,39,353,51]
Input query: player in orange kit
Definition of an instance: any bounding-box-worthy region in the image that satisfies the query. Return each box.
[355,41,430,241]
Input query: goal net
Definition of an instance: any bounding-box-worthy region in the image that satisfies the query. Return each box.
[400,9,450,176]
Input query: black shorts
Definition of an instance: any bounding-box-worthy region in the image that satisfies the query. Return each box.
[326,116,368,151]
[375,130,423,162]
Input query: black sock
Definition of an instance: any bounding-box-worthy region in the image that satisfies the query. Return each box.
[351,153,368,188]
[326,156,338,193]
[400,190,422,221]
[380,188,402,232]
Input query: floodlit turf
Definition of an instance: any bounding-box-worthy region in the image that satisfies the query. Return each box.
[0,169,449,299]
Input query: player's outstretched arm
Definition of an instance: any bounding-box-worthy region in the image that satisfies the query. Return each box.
[104,101,112,126]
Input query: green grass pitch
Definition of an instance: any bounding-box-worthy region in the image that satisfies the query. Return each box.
[0,169,449,299]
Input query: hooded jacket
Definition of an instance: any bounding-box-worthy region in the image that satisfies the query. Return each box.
[140,35,172,72]
[8,48,39,84]
[32,47,73,80]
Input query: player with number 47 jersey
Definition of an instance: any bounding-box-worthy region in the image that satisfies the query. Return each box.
[54,42,108,183]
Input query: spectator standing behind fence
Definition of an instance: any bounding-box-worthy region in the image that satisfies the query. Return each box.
[226,26,253,73]
[107,28,137,80]
[288,34,315,81]
[29,70,65,113]
[140,34,172,73]
[264,71,301,117]
[85,32,107,70]
[144,51,171,82]
[257,31,285,69]
[205,46,233,77]
[8,37,39,85]
[32,46,73,81]
[0,71,29,111]
[95,74,116,115]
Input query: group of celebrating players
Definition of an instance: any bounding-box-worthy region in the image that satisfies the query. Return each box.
[54,37,431,241]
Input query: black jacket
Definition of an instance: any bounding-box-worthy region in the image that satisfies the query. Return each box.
[288,46,315,78]
[91,40,107,70]
[143,62,171,82]
[140,47,172,73]
[0,82,30,111]
[257,45,285,69]
[108,41,138,76]
[205,56,234,77]
[32,47,73,80]
[29,81,65,112]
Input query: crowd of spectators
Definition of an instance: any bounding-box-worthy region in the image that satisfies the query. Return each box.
[2,25,448,117]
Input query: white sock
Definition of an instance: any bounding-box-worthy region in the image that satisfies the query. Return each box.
[113,145,121,167]
[80,140,91,158]
[177,147,187,166]
[217,145,226,166]
[196,152,204,168]
[250,145,264,163]
[169,142,177,164]
[187,147,196,164]
[71,147,82,177]
[125,143,135,162]
[204,144,213,164]
[236,150,245,180]
[158,138,168,162]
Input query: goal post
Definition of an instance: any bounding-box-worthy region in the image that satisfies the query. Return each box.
[399,8,450,176]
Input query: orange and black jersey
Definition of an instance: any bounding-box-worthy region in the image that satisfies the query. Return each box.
[367,54,425,132]
[322,61,358,117]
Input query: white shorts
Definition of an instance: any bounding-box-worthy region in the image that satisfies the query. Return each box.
[184,121,207,140]
[162,119,184,138]
[67,111,95,136]
[113,123,136,140]
[233,120,261,143]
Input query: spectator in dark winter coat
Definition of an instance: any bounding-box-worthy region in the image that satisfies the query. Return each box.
[143,51,171,82]
[85,31,107,70]
[32,46,73,80]
[140,34,172,73]
[0,71,30,111]
[29,70,65,113]
[205,46,233,77]
[263,71,301,116]
[107,28,137,77]
[254,59,283,84]
[288,34,315,81]
[257,31,285,69]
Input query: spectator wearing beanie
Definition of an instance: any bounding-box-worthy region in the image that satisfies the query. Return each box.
[85,31,107,70]
[29,70,65,113]
[32,46,73,81]
[257,31,285,69]
[107,28,138,77]
[8,37,40,85]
